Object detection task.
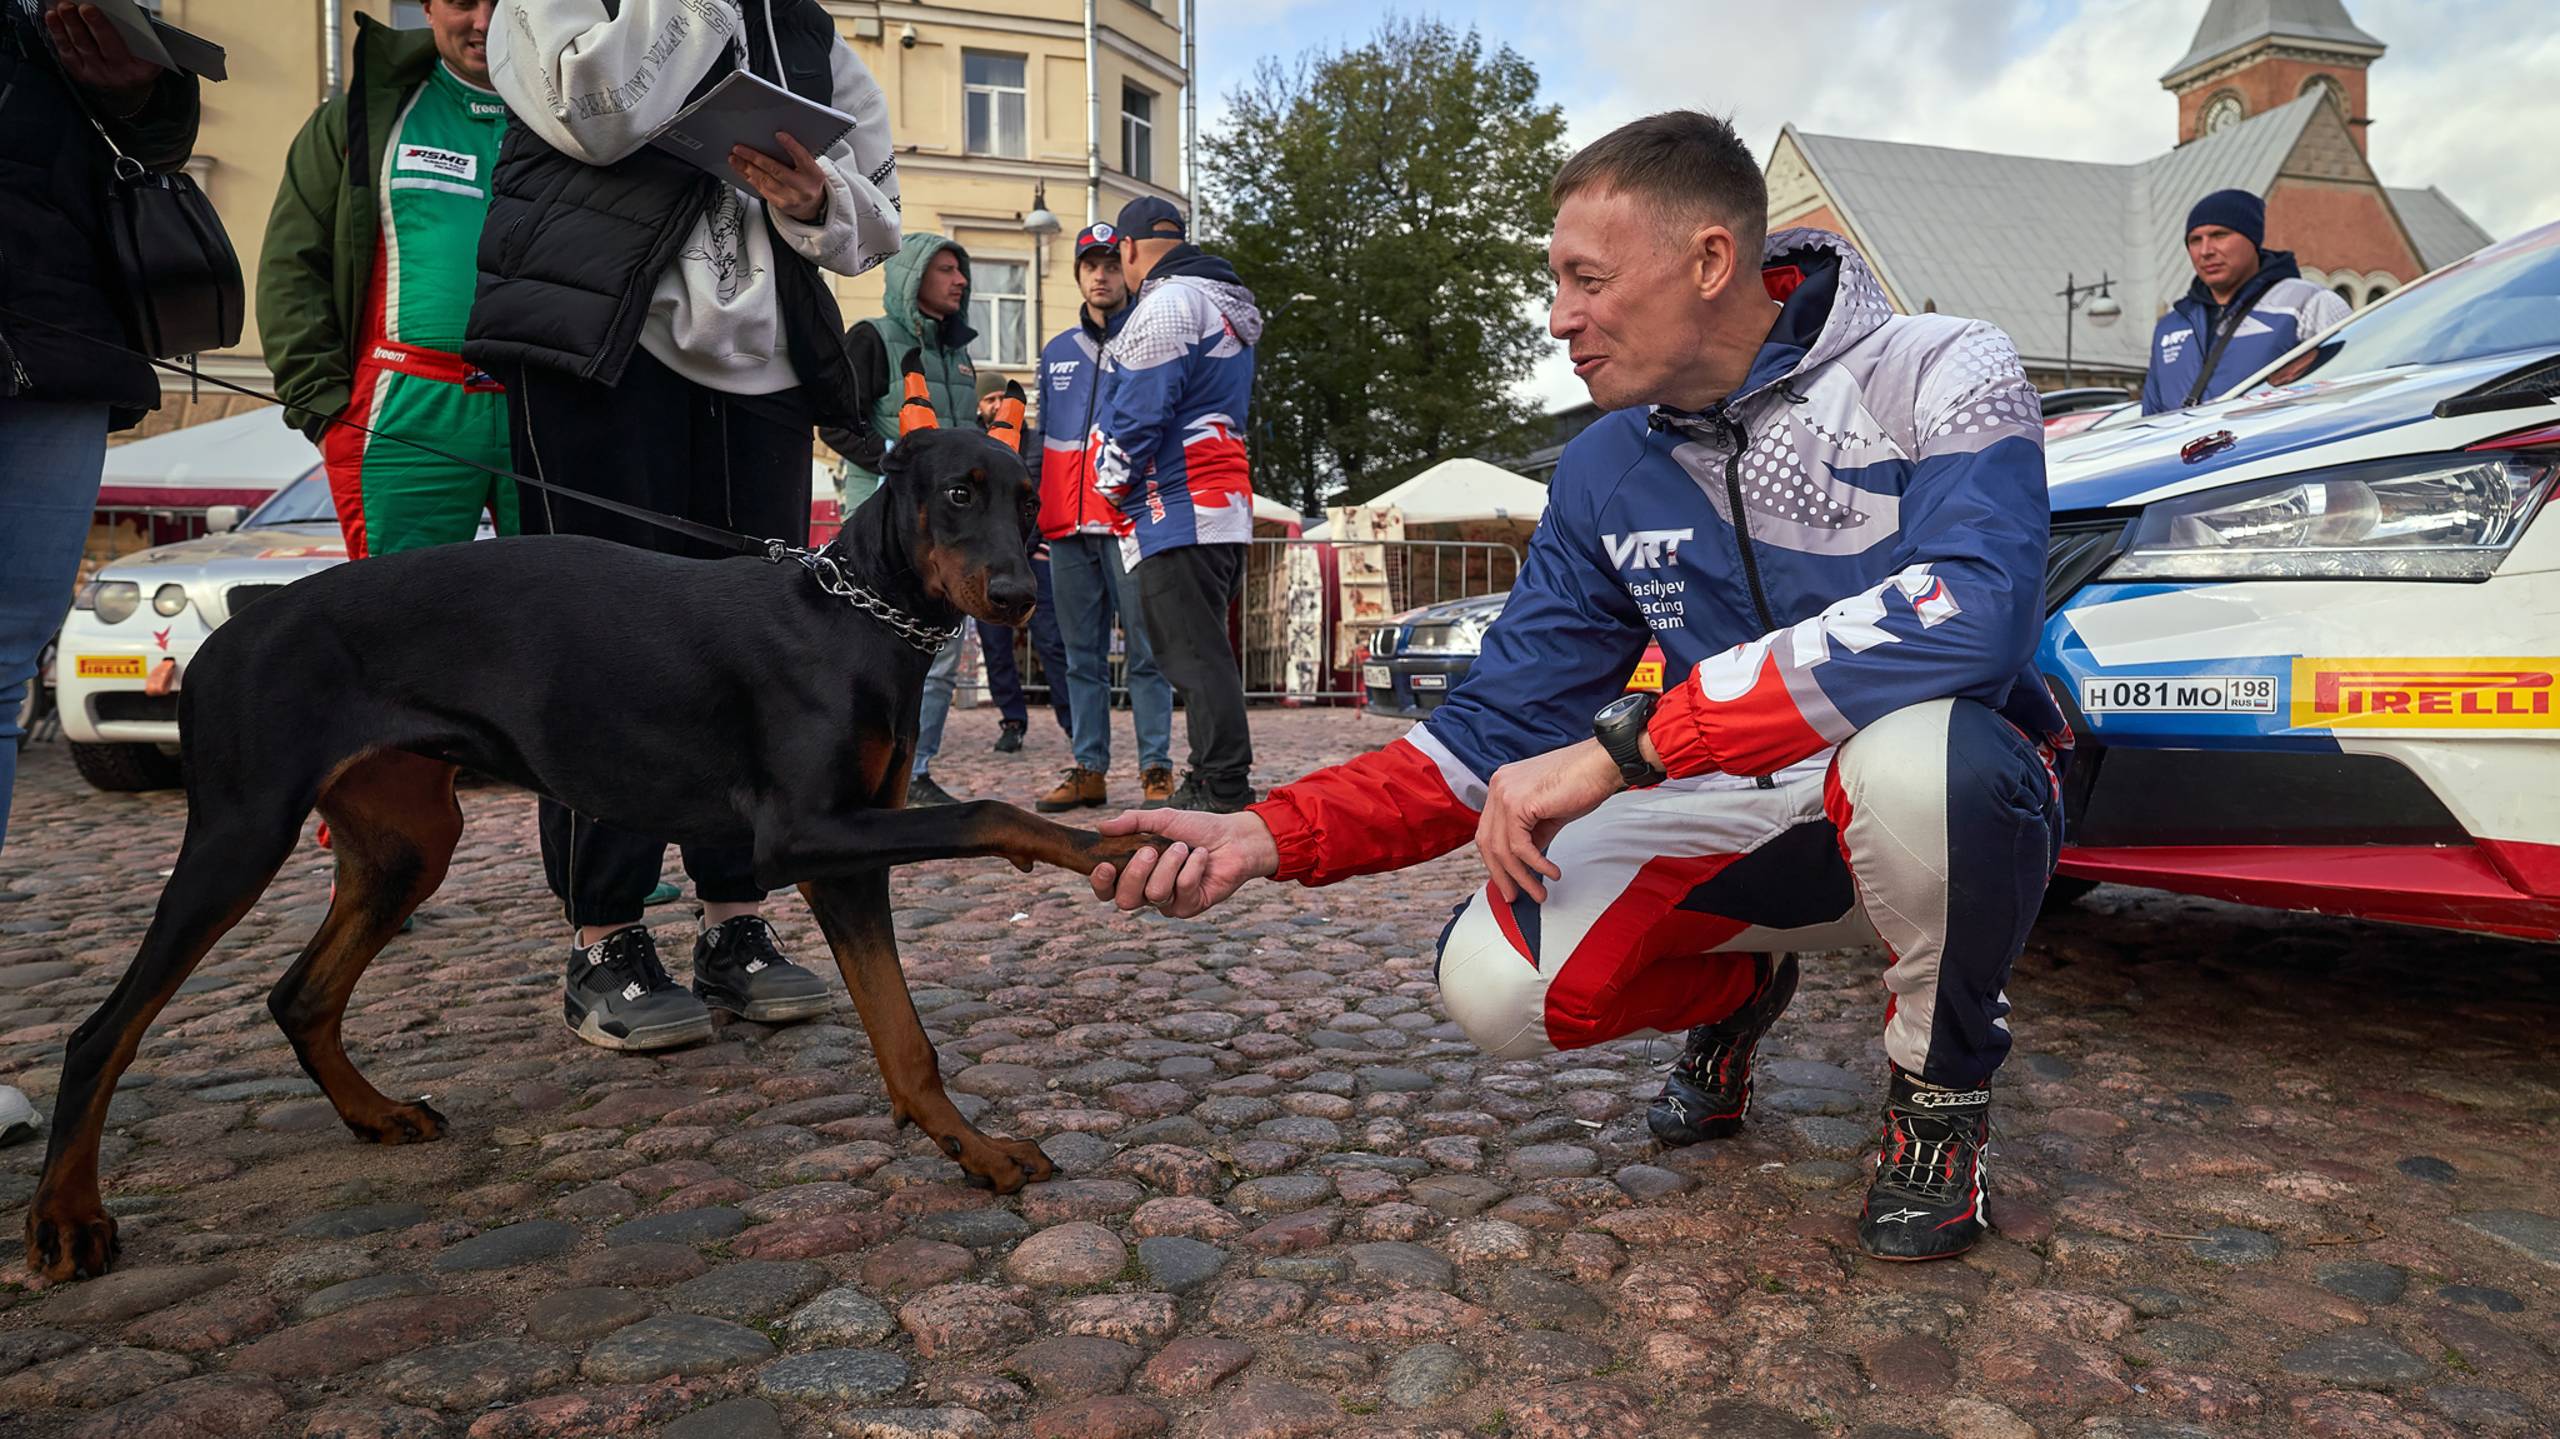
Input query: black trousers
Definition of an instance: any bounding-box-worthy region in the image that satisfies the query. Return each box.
[502,350,811,928]
[1136,542,1251,787]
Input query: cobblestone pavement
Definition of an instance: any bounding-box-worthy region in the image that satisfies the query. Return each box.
[4,708,2559,1439]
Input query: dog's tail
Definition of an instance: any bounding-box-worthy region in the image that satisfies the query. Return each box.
[898,349,938,436]
[986,380,1027,451]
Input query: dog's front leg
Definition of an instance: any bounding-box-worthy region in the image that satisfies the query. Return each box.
[755,801,1146,890]
[798,872,1055,1193]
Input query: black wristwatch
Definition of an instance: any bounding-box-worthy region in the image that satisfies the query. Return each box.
[1594,691,1667,789]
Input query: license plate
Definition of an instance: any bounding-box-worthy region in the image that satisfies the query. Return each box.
[75,655,146,680]
[1362,664,1391,688]
[1411,673,1447,690]
[1627,661,1664,691]
[2080,674,2278,714]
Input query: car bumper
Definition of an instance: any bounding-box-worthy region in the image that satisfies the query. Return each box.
[57,623,201,747]
[2044,573,2560,939]
[1363,656,1474,719]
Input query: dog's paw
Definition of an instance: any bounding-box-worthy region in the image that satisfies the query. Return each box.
[957,1134,1056,1194]
[344,1098,448,1146]
[25,1199,119,1285]
[1077,829,1154,875]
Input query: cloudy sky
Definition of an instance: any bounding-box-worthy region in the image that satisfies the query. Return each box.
[1192,0,2560,408]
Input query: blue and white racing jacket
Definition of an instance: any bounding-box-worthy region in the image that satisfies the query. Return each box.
[1249,229,2063,885]
[1087,246,1263,560]
[2140,248,2351,414]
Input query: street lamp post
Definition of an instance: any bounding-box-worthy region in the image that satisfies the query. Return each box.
[2056,272,2123,389]
[1023,182,1063,375]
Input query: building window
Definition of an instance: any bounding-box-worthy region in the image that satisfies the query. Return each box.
[969,260,1030,367]
[2366,280,2393,305]
[1121,85,1155,182]
[964,53,1027,158]
[2333,283,2357,306]
[2200,90,2245,134]
[2300,73,2348,116]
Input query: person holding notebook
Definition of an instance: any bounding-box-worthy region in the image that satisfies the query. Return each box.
[466,0,900,1054]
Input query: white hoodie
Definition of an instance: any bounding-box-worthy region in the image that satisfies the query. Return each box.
[488,0,901,397]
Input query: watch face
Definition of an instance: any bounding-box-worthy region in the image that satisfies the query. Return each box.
[1597,692,1649,726]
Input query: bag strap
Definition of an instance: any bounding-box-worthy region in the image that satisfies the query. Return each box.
[2181,290,2258,408]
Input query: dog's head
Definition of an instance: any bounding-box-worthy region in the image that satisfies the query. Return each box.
[881,360,1038,628]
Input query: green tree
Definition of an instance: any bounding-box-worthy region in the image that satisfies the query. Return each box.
[1202,18,1568,515]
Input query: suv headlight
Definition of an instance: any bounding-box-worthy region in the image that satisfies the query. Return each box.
[80,580,143,624]
[2105,453,2558,581]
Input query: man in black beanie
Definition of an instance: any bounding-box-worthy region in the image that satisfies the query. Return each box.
[2141,187,2349,414]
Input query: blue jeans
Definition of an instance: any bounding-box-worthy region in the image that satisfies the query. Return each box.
[1,401,111,861]
[1048,532,1172,775]
[913,628,964,777]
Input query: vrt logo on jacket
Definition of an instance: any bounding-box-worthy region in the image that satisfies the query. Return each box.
[1603,529,1692,570]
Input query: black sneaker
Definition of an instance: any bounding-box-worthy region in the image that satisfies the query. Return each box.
[1859,1067,1993,1261]
[1166,770,1256,813]
[692,915,831,1024]
[906,773,960,806]
[1647,953,1799,1146]
[563,927,713,1052]
[993,721,1027,754]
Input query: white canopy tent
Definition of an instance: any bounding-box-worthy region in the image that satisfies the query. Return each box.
[97,409,321,507]
[1356,458,1548,528]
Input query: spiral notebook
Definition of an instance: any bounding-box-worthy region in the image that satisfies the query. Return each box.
[647,70,856,182]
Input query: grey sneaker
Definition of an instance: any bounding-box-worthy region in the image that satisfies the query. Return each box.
[0,1085,40,1147]
[563,927,714,1052]
[692,916,831,1024]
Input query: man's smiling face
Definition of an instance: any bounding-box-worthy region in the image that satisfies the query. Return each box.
[1548,187,1720,413]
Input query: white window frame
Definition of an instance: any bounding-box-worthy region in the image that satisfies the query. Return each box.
[969,258,1032,368]
[964,52,1028,159]
[1121,84,1155,182]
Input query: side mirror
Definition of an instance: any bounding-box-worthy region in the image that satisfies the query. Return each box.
[205,505,245,533]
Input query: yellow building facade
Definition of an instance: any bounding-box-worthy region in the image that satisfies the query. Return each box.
[132,0,1190,438]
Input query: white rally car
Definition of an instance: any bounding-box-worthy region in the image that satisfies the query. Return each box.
[2040,222,2560,939]
[56,469,348,790]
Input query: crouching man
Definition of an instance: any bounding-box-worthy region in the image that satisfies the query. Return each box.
[1087,111,2063,1261]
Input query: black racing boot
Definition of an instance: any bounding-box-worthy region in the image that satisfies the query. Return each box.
[563,926,713,1052]
[1646,953,1799,1146]
[993,720,1027,754]
[691,915,831,1024]
[1859,1067,1994,1261]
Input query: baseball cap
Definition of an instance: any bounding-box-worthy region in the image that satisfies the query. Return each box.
[1074,222,1117,259]
[1113,196,1187,242]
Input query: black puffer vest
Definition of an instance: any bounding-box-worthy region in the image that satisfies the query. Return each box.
[464,0,859,425]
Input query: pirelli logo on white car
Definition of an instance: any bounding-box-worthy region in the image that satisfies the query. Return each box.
[2290,658,2560,730]
[2080,674,2278,714]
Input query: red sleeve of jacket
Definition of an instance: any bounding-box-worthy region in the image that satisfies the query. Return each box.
[1247,733,1482,887]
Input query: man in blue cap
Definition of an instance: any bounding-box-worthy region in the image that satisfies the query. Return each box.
[2141,188,2349,414]
[1085,196,1264,812]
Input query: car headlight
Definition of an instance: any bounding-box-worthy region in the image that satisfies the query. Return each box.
[152,583,189,617]
[1406,614,1494,654]
[83,580,142,624]
[2105,453,2559,581]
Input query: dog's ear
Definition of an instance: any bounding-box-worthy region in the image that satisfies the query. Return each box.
[986,380,1027,451]
[897,349,939,438]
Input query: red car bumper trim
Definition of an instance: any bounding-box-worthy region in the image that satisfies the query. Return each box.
[2057,840,2560,941]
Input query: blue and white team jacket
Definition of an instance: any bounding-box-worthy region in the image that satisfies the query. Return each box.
[2140,249,2351,414]
[1250,229,2061,885]
[1088,247,1263,560]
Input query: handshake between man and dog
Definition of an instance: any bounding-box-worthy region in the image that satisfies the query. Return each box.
[24,386,1144,1283]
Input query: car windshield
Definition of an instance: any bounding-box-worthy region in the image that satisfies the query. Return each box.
[2267,228,2560,386]
[239,468,337,526]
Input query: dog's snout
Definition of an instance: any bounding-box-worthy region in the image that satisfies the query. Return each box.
[988,576,1037,613]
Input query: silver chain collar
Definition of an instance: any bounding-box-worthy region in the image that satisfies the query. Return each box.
[767,542,962,654]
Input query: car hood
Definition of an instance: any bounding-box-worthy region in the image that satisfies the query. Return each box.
[2047,348,2560,513]
[97,523,348,580]
[1393,591,1509,627]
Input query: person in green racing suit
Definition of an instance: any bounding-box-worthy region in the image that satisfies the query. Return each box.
[258,1,516,557]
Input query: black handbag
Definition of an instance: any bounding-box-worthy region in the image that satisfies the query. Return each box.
[63,71,242,359]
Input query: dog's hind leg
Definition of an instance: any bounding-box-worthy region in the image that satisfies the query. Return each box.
[268,750,462,1146]
[801,872,1055,1194]
[26,800,303,1282]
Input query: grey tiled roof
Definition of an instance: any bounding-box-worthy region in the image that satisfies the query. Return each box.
[2389,186,2497,272]
[2163,0,2384,82]
[1785,91,2488,373]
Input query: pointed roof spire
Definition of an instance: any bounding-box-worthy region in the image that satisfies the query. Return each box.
[2163,0,2383,86]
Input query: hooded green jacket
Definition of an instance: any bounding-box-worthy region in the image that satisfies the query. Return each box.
[825,231,978,505]
[256,16,441,440]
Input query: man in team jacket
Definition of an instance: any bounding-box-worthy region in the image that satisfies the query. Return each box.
[1087,112,2063,1262]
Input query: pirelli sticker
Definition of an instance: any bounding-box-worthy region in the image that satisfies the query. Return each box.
[75,655,147,680]
[2290,658,2560,730]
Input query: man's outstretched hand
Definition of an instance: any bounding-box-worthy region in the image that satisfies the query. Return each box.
[1089,807,1279,918]
[1477,737,1623,905]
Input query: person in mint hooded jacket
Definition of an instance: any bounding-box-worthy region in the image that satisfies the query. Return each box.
[823,231,977,507]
